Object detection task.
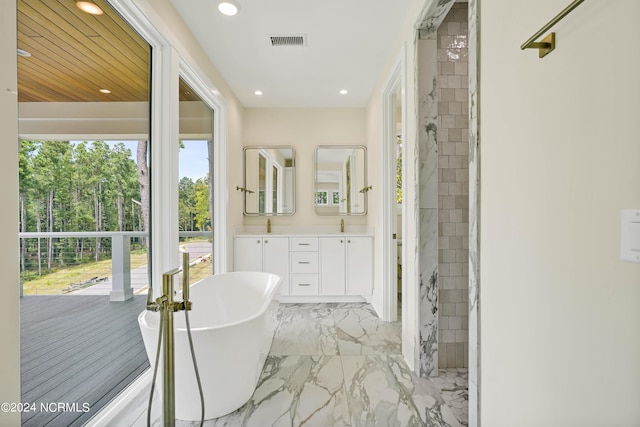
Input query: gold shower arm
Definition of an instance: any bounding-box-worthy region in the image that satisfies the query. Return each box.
[520,0,585,58]
[236,186,255,194]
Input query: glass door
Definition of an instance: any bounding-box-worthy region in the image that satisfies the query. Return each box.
[17,0,152,423]
[178,77,215,283]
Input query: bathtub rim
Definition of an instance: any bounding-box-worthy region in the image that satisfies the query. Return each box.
[138,271,282,333]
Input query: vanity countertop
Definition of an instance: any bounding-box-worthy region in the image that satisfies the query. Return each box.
[234,225,374,237]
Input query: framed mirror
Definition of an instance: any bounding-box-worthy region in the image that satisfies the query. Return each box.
[242,146,295,215]
[314,145,368,215]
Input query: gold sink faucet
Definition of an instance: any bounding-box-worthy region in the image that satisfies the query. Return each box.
[267,218,271,233]
[340,218,344,233]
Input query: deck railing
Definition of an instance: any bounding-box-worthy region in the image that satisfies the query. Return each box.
[18,231,211,301]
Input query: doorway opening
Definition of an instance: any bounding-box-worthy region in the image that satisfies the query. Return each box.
[382,45,406,333]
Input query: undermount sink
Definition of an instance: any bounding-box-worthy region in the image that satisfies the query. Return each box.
[234,225,373,237]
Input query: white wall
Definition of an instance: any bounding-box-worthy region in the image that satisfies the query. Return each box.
[366,0,428,368]
[135,0,245,272]
[480,0,640,425]
[241,108,367,227]
[0,1,20,424]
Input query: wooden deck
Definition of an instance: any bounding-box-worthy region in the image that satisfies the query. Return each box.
[20,295,150,426]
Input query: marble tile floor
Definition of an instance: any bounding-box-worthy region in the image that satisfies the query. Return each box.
[430,369,468,426]
[130,303,468,427]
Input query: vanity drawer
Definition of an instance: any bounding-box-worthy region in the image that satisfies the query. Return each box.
[290,274,319,295]
[290,252,318,274]
[289,237,318,252]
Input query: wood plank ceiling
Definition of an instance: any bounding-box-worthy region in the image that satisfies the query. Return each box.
[17,0,200,102]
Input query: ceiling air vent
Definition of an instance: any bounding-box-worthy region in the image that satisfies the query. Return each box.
[269,34,306,47]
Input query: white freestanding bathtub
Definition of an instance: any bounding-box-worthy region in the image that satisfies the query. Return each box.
[138,271,281,421]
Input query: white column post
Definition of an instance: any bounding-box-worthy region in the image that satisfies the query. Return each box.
[110,234,133,301]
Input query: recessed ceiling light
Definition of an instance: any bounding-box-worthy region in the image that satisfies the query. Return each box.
[17,49,31,57]
[218,1,239,16]
[339,89,348,95]
[254,90,263,96]
[99,89,111,94]
[76,1,104,15]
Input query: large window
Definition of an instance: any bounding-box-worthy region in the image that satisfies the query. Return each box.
[17,0,152,424]
[178,77,214,283]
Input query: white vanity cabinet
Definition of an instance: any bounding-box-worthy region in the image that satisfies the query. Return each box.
[234,227,373,301]
[319,237,373,296]
[234,237,290,295]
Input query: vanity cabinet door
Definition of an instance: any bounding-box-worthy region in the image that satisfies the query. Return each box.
[319,238,346,295]
[263,237,290,296]
[346,237,373,295]
[234,237,263,272]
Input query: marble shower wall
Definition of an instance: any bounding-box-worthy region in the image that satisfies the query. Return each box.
[414,5,480,426]
[467,0,480,424]
[417,35,439,377]
[416,0,479,423]
[437,3,469,369]
[415,0,456,378]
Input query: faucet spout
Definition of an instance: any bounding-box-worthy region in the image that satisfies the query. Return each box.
[267,218,272,233]
[340,218,344,233]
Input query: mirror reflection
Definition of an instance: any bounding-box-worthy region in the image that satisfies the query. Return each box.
[315,145,367,215]
[243,146,295,215]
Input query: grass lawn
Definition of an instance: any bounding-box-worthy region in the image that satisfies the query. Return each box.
[22,252,149,295]
[187,256,214,285]
[22,239,214,295]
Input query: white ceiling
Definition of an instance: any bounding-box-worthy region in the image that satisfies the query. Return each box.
[170,0,413,108]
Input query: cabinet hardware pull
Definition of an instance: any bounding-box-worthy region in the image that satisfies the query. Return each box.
[256,240,260,243]
[298,261,310,264]
[298,283,311,286]
[348,240,351,243]
[298,243,310,246]
[265,240,268,243]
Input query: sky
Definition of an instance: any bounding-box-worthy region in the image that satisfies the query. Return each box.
[105,140,210,181]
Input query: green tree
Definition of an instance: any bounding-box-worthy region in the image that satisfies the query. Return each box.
[19,140,36,271]
[32,141,74,270]
[136,140,150,247]
[110,143,139,231]
[194,176,210,231]
[396,141,403,204]
[178,177,196,231]
[19,139,145,274]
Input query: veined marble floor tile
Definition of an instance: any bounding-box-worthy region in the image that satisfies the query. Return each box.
[334,302,370,309]
[334,304,401,355]
[130,385,246,427]
[271,305,339,355]
[280,302,338,312]
[130,407,161,427]
[431,369,469,426]
[175,411,245,426]
[341,355,461,427]
[242,355,350,427]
